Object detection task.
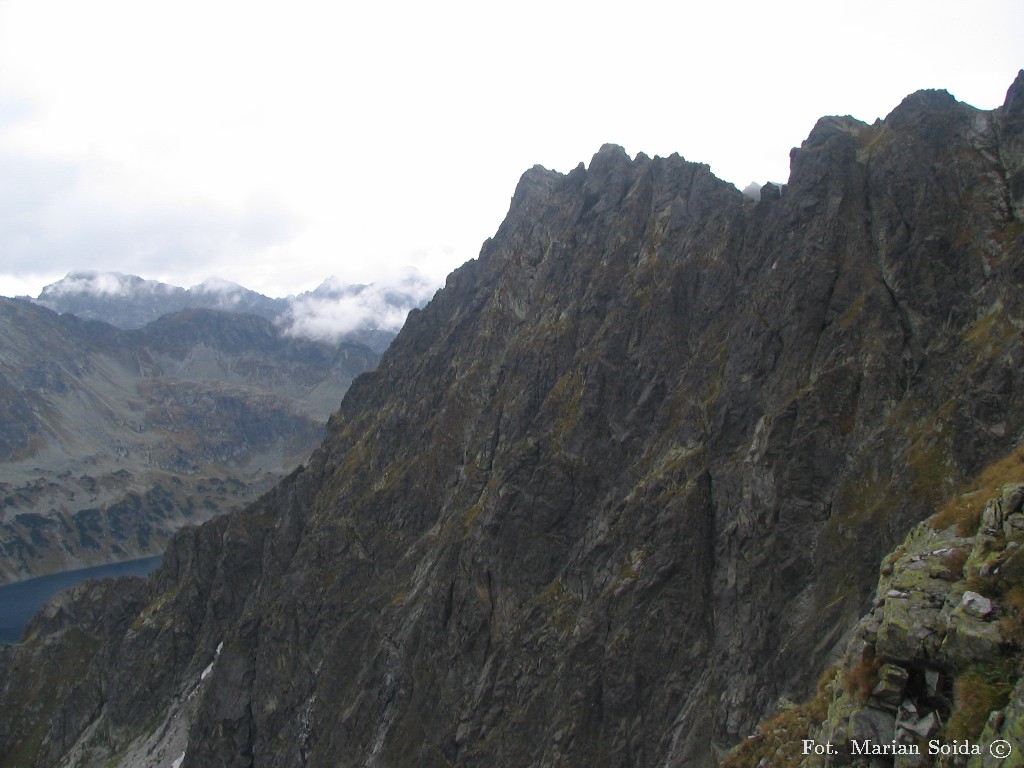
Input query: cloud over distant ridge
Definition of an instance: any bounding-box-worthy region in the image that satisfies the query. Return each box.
[284,267,439,341]
[41,271,174,297]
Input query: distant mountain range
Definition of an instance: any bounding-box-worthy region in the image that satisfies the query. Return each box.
[0,270,436,584]
[28,269,440,352]
[0,298,384,584]
[32,272,282,327]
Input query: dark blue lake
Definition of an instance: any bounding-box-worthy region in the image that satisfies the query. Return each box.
[0,556,162,645]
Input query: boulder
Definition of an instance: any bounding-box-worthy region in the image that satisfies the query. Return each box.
[961,591,994,619]
[871,664,909,710]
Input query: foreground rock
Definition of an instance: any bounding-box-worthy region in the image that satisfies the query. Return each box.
[724,481,1024,768]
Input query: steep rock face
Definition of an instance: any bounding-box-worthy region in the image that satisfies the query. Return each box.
[1,74,1023,767]
[0,303,379,583]
[723,479,1024,767]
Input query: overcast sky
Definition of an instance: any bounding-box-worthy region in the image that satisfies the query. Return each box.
[0,0,1020,299]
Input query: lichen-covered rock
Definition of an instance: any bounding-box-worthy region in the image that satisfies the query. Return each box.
[873,665,910,709]
[940,609,1004,666]
[1004,485,1024,518]
[961,592,994,619]
[971,676,1024,767]
[726,478,1024,767]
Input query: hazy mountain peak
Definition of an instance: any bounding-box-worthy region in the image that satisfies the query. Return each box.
[189,276,248,295]
[40,271,177,298]
[29,269,438,346]
[307,275,369,298]
[285,266,439,342]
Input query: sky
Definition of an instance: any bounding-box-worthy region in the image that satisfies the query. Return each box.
[0,0,1021,300]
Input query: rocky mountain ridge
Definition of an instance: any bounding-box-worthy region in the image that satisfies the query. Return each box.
[0,300,379,583]
[0,73,1022,767]
[34,272,282,328]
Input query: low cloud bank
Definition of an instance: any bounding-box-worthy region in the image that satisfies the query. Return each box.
[283,267,440,341]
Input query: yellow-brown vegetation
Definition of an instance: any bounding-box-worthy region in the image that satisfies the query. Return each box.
[945,662,1016,741]
[929,445,1024,535]
[721,667,838,768]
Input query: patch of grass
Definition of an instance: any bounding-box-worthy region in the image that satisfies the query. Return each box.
[547,371,584,453]
[998,585,1024,649]
[617,548,647,581]
[856,124,886,153]
[943,548,969,580]
[461,503,482,538]
[721,666,839,768]
[946,661,1016,741]
[930,445,1024,535]
[129,581,182,631]
[823,470,894,553]
[843,652,881,704]
[536,579,581,637]
[837,292,867,330]
[964,310,1016,349]
[0,628,100,768]
[965,569,1002,598]
[906,423,955,508]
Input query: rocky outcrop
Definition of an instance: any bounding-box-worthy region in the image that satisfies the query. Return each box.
[724,480,1024,768]
[0,74,1022,767]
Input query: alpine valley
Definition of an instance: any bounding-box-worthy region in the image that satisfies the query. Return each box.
[1,74,1023,767]
[0,271,433,584]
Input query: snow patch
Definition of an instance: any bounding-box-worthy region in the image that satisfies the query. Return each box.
[171,752,185,768]
[200,641,224,682]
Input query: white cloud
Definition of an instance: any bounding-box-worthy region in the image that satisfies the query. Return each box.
[191,277,246,296]
[284,267,440,341]
[0,140,299,295]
